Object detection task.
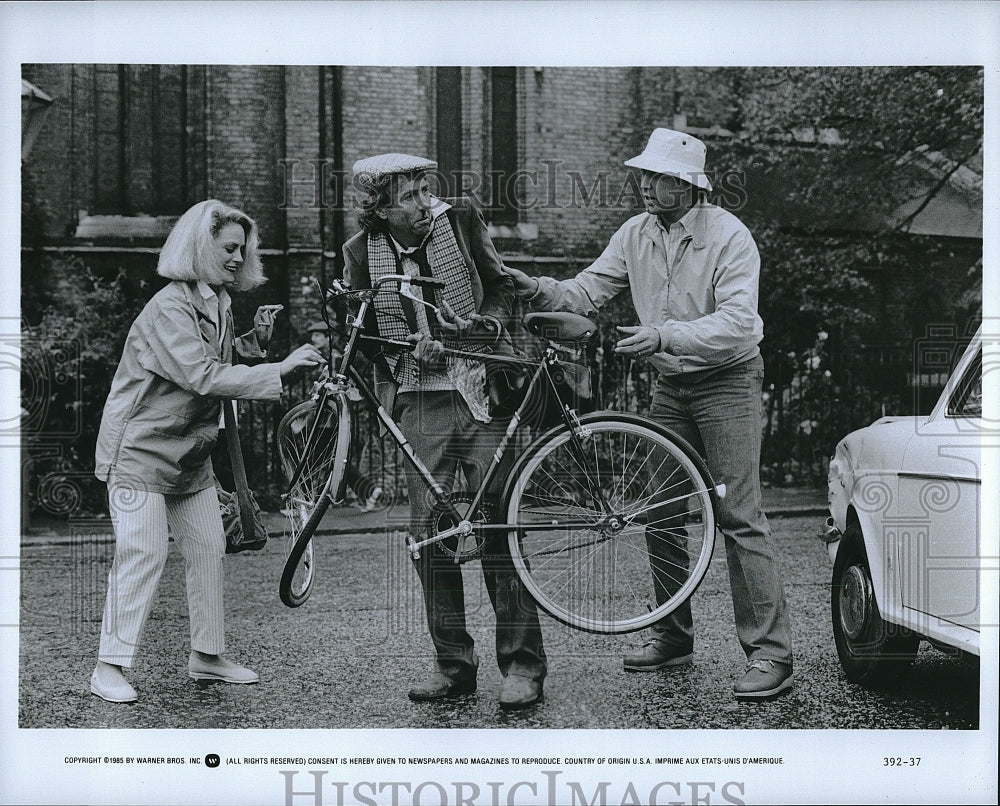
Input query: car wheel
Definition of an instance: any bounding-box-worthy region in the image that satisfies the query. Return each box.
[831,523,919,684]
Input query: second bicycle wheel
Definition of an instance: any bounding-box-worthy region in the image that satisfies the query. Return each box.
[505,414,717,634]
[276,396,347,607]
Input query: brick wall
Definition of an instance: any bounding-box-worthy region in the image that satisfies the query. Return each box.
[204,66,286,245]
[518,66,639,256]
[282,66,323,248]
[22,64,83,240]
[22,63,981,342]
[339,66,432,240]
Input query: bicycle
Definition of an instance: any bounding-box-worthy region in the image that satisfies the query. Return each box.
[277,274,726,634]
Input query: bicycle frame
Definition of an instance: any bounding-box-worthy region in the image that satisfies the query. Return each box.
[288,275,619,561]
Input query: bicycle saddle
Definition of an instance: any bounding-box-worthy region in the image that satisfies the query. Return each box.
[523,311,596,342]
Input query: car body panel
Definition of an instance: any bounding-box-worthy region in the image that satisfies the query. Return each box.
[825,327,983,657]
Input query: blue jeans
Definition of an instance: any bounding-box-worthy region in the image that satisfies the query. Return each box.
[645,355,793,666]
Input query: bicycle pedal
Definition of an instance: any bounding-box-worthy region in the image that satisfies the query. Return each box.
[406,535,421,560]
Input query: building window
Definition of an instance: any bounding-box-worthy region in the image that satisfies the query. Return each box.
[435,67,463,199]
[92,64,190,216]
[489,67,518,226]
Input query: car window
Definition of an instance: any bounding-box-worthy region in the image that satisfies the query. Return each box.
[947,348,982,417]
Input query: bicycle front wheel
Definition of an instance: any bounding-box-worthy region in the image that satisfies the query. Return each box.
[276,396,348,607]
[506,414,717,634]
[279,478,332,607]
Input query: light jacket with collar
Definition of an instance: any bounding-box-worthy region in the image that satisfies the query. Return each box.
[94,279,284,494]
[342,197,516,413]
[528,202,764,377]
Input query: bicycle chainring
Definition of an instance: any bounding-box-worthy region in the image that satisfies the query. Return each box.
[428,492,493,562]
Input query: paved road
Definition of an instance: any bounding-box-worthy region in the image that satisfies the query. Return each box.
[17,510,979,731]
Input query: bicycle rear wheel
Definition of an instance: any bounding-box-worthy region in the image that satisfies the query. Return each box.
[276,396,346,607]
[505,414,717,634]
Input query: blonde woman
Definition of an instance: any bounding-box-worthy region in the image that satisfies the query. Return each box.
[90,200,323,703]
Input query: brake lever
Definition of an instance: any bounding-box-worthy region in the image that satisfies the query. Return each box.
[400,277,442,314]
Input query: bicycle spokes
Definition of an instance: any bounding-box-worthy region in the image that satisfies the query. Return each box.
[507,417,716,634]
[277,397,347,607]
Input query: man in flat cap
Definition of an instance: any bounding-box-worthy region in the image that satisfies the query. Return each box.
[506,129,794,701]
[342,153,546,708]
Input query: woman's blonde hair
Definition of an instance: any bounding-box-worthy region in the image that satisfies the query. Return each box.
[157,200,266,292]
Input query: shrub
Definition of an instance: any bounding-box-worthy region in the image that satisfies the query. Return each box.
[22,258,150,518]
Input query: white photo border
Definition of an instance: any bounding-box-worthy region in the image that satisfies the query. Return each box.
[2,2,997,805]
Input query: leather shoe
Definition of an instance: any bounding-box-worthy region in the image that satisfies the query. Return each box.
[499,673,543,709]
[188,652,259,684]
[623,642,693,671]
[733,659,793,700]
[408,671,477,702]
[90,662,137,703]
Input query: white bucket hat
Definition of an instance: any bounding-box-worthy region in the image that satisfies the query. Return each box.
[623,128,712,191]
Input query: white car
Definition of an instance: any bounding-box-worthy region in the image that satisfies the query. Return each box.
[824,325,984,684]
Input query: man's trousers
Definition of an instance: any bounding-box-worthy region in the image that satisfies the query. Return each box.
[394,390,547,684]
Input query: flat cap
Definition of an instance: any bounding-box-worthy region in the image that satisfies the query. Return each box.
[306,321,327,333]
[352,153,437,191]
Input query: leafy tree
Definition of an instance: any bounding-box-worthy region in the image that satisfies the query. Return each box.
[694,67,984,365]
[731,66,983,231]
[22,261,150,517]
[642,67,984,483]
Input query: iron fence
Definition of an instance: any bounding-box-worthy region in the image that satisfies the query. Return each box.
[240,316,937,509]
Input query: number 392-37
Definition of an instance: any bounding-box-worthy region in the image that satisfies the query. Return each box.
[884,757,921,767]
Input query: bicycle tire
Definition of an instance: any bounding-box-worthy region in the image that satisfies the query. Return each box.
[279,480,333,607]
[504,412,717,634]
[276,396,348,608]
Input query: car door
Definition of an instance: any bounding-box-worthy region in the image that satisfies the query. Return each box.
[896,341,982,633]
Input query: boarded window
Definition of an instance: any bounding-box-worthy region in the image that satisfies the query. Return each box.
[92,64,191,216]
[489,67,518,226]
[436,67,463,199]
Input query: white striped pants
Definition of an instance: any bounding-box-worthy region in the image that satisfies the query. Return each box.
[98,483,226,667]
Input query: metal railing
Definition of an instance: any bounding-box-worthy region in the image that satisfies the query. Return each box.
[239,331,931,507]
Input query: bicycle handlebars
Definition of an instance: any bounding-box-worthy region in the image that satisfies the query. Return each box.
[328,274,444,296]
[320,275,588,371]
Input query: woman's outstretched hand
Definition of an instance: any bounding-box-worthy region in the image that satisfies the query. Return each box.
[279,344,325,378]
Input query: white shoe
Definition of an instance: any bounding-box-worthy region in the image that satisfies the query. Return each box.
[361,486,383,512]
[90,662,138,703]
[188,653,259,684]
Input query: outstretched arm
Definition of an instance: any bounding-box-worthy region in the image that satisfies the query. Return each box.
[504,228,630,316]
[140,301,285,400]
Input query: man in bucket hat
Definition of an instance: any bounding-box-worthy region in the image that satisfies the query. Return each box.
[506,128,794,700]
[342,153,547,709]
